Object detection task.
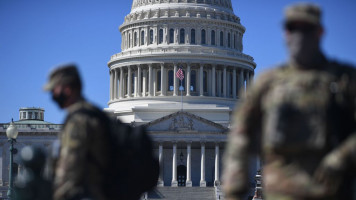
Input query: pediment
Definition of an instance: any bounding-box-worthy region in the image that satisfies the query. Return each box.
[144,111,228,133]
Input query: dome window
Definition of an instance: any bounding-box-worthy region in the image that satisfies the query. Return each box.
[180,29,185,44]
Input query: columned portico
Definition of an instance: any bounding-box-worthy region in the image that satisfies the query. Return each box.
[108,64,254,103]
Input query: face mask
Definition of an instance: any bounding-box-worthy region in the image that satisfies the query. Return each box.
[286,31,321,68]
[52,91,67,108]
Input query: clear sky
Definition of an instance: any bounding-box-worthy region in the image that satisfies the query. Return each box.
[1,0,355,124]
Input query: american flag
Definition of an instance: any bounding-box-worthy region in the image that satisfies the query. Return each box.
[176,67,184,81]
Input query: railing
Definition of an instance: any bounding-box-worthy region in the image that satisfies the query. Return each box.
[110,46,254,64]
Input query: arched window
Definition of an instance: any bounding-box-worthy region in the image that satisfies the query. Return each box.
[169,29,174,44]
[150,29,154,44]
[201,29,206,44]
[159,29,163,44]
[134,32,137,46]
[203,71,208,92]
[211,30,216,45]
[234,34,237,49]
[191,29,196,44]
[180,28,185,44]
[191,70,196,92]
[168,70,174,91]
[220,31,224,46]
[141,30,145,45]
[228,33,231,48]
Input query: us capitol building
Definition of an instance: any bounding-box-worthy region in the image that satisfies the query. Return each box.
[0,0,258,199]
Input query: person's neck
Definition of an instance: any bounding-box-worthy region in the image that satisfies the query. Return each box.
[290,50,326,70]
[64,95,83,109]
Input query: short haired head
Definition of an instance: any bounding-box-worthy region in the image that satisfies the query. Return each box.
[43,63,82,92]
[284,3,322,28]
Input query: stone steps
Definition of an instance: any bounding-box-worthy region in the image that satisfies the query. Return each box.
[146,187,216,200]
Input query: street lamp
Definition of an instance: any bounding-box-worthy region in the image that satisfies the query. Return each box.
[6,118,18,199]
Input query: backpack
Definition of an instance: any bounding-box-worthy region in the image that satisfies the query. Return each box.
[65,105,159,200]
[108,120,159,200]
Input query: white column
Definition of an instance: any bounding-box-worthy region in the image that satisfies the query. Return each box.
[223,66,227,97]
[127,66,132,98]
[119,68,124,99]
[217,70,222,97]
[109,70,113,100]
[148,64,153,96]
[214,143,220,186]
[158,143,164,187]
[134,68,138,97]
[114,69,118,100]
[199,64,204,96]
[138,65,142,97]
[207,69,212,96]
[153,68,157,96]
[172,143,178,187]
[212,65,216,97]
[232,68,237,99]
[173,63,178,96]
[186,63,191,96]
[186,142,192,187]
[143,68,147,97]
[160,63,165,96]
[200,142,206,187]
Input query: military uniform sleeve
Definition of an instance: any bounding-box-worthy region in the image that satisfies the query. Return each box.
[54,114,90,200]
[222,71,272,199]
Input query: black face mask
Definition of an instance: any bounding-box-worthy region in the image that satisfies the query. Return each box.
[286,31,322,68]
[52,91,67,108]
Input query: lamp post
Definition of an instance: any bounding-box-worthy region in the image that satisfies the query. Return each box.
[6,119,18,199]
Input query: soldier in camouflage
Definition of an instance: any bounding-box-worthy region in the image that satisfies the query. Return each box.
[223,3,356,200]
[44,64,113,200]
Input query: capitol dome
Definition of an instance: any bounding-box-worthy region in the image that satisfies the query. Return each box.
[106,0,256,126]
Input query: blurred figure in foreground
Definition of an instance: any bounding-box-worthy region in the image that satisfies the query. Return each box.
[223,3,356,200]
[44,64,113,200]
[14,146,52,200]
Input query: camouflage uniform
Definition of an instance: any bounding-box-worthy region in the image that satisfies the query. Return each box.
[54,99,113,200]
[223,58,356,200]
[223,4,356,200]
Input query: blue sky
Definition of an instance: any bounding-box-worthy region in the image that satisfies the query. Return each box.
[0,0,355,124]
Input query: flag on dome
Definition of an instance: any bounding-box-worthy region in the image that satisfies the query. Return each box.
[176,67,184,81]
